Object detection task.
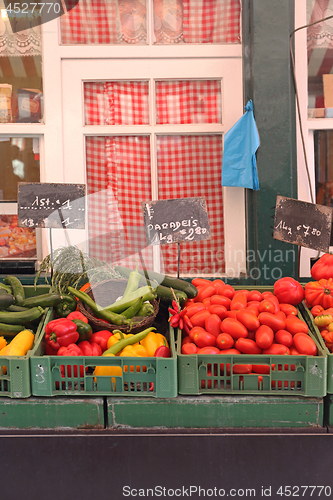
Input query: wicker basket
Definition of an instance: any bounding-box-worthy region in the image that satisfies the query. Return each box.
[77,279,160,334]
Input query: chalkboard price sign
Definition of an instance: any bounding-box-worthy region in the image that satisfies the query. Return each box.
[273,196,333,252]
[142,197,210,246]
[17,182,86,229]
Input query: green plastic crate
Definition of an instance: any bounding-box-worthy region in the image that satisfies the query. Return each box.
[0,285,50,398]
[30,310,177,398]
[176,286,327,398]
[299,301,333,394]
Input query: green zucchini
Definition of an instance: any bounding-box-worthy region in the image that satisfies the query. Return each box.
[5,304,30,313]
[115,265,195,301]
[0,322,25,337]
[0,306,44,325]
[0,282,12,294]
[3,276,25,304]
[20,293,62,308]
[0,293,15,309]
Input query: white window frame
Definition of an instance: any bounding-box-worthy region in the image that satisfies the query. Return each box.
[1,11,245,277]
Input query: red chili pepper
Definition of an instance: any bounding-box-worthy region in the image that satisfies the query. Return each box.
[45,318,79,351]
[89,330,113,352]
[77,340,102,356]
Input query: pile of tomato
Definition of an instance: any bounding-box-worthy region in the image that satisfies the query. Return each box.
[179,277,317,358]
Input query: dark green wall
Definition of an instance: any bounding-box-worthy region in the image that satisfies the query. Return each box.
[243,0,298,285]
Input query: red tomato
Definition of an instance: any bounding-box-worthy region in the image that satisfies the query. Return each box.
[225,310,239,319]
[192,329,216,348]
[233,364,252,374]
[255,325,274,349]
[279,303,298,316]
[191,309,211,328]
[205,314,222,338]
[220,317,248,339]
[189,326,207,342]
[212,279,226,295]
[192,278,213,288]
[274,277,305,306]
[195,284,216,303]
[181,336,191,345]
[247,290,263,302]
[252,364,270,374]
[236,309,260,330]
[258,299,277,314]
[210,295,231,309]
[219,348,241,355]
[262,292,280,311]
[285,317,308,335]
[290,346,302,355]
[274,329,293,348]
[197,346,221,354]
[275,310,286,320]
[186,303,206,318]
[262,344,290,355]
[245,305,259,316]
[181,343,198,355]
[202,298,211,308]
[208,304,228,320]
[310,304,325,317]
[258,312,286,332]
[293,333,317,356]
[216,333,234,350]
[183,299,195,308]
[221,284,236,299]
[235,338,262,354]
[230,291,248,311]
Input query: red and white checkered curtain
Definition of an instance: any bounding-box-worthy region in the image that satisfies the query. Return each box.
[85,82,224,275]
[61,0,241,45]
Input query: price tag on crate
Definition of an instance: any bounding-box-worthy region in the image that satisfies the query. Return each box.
[18,182,86,229]
[273,195,333,252]
[142,197,210,246]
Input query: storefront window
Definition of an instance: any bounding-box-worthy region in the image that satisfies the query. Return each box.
[0,137,40,201]
[0,1,43,123]
[307,0,333,118]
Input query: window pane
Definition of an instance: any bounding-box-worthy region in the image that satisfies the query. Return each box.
[157,135,224,276]
[0,137,40,201]
[153,0,242,44]
[86,136,152,265]
[314,130,333,243]
[84,81,149,125]
[0,2,43,123]
[155,80,221,124]
[61,0,147,45]
[307,0,333,118]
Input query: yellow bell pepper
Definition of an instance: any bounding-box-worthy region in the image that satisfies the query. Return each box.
[94,353,123,377]
[106,331,136,350]
[119,344,149,357]
[0,336,7,351]
[140,331,169,357]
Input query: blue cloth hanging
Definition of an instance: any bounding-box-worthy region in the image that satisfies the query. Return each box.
[221,100,260,190]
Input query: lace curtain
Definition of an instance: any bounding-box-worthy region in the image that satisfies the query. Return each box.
[307,0,333,51]
[0,2,42,57]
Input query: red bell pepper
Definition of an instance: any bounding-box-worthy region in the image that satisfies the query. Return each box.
[77,340,102,356]
[67,311,89,323]
[89,330,113,352]
[57,343,84,378]
[45,318,79,351]
[154,345,171,357]
[57,343,83,356]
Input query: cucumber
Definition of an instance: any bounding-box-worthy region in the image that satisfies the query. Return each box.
[3,276,25,304]
[115,265,197,300]
[156,286,188,305]
[6,304,30,313]
[20,293,62,308]
[0,322,25,337]
[0,306,44,325]
[0,293,15,309]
